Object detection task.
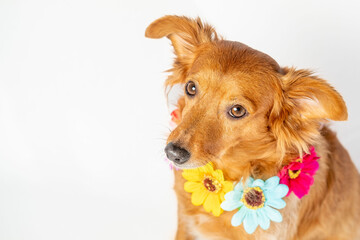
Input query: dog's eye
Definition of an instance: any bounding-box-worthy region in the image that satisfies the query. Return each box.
[185,81,196,96]
[228,105,247,118]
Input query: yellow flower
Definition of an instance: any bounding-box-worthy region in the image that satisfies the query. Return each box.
[182,162,233,216]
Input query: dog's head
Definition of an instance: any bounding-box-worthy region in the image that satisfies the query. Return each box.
[146,16,347,174]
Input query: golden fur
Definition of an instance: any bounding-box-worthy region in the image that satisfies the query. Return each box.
[145,15,360,240]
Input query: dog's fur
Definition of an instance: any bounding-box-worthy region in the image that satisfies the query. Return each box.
[146,16,360,240]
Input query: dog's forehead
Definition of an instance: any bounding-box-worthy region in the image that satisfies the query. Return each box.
[192,40,281,75]
[191,68,275,112]
[189,40,280,103]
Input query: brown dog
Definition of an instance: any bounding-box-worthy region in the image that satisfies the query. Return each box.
[146,15,360,240]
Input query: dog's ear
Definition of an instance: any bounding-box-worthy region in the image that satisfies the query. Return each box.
[269,68,347,155]
[280,68,348,121]
[145,15,219,61]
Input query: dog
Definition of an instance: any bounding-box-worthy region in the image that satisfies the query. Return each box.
[145,15,360,240]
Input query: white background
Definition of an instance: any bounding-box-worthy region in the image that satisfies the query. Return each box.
[0,0,359,239]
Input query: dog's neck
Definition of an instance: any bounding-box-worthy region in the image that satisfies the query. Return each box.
[216,148,299,182]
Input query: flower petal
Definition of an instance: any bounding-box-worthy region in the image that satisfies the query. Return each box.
[252,179,265,188]
[264,176,280,190]
[257,208,270,230]
[184,182,203,193]
[278,168,289,180]
[197,162,214,173]
[303,147,319,163]
[302,160,319,176]
[290,162,304,171]
[243,210,258,234]
[224,190,242,202]
[291,173,313,198]
[234,182,244,192]
[247,177,254,186]
[235,177,253,192]
[266,198,286,209]
[279,174,290,187]
[264,206,282,222]
[182,170,203,182]
[221,198,243,211]
[191,189,209,206]
[222,181,234,193]
[204,193,222,216]
[212,196,223,217]
[212,203,223,217]
[212,169,224,182]
[219,191,226,202]
[271,184,289,199]
[231,206,247,227]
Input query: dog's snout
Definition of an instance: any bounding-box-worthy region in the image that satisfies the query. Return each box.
[165,142,191,164]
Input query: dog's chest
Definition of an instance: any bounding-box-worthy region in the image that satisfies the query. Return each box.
[186,213,281,240]
[183,197,299,240]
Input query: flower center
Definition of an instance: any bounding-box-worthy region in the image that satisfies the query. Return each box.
[288,169,301,179]
[288,158,303,179]
[241,186,265,210]
[203,175,221,193]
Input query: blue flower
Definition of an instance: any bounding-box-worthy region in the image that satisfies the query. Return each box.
[220,176,289,234]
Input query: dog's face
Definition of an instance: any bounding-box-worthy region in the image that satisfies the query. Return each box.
[164,41,281,169]
[146,16,348,171]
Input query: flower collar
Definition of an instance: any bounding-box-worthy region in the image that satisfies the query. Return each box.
[182,162,233,216]
[278,146,319,198]
[221,176,288,234]
[167,109,320,234]
[181,149,320,234]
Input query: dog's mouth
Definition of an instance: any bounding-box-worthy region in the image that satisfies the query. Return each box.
[164,157,208,170]
[174,162,207,169]
[164,157,209,170]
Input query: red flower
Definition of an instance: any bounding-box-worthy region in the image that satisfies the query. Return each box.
[169,109,181,130]
[278,147,319,199]
[170,109,181,124]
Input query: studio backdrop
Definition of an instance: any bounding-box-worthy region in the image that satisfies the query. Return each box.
[0,0,359,239]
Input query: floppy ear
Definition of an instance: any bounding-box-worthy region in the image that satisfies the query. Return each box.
[145,15,219,61]
[269,67,348,155]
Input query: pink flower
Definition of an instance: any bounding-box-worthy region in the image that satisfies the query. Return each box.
[165,109,182,170]
[169,109,180,130]
[171,109,181,124]
[278,147,319,199]
[164,157,180,171]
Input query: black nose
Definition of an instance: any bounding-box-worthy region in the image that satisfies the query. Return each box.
[165,142,191,164]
